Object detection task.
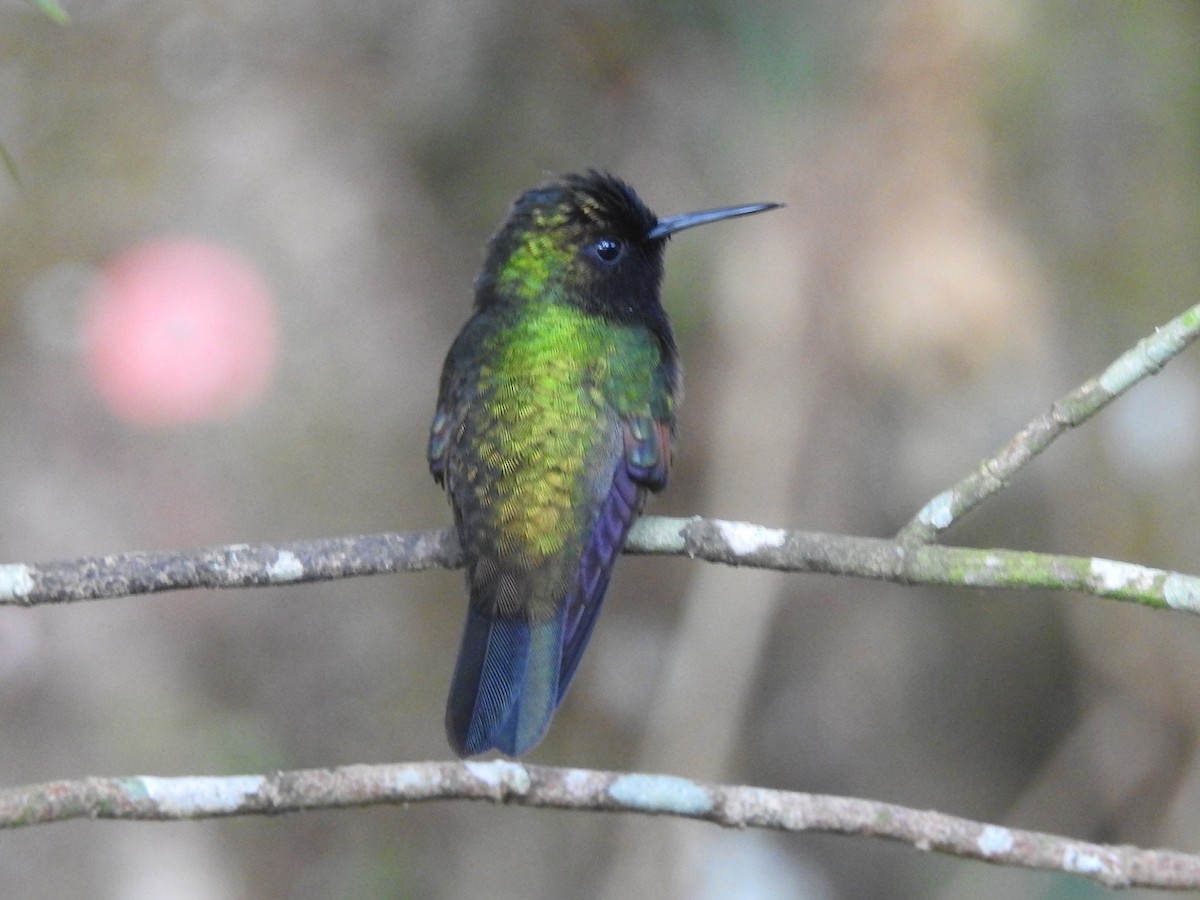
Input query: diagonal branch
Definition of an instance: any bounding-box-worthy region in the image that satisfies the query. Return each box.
[898,303,1200,545]
[1,760,1197,891]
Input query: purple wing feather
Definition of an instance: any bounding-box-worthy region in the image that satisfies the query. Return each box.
[557,415,672,701]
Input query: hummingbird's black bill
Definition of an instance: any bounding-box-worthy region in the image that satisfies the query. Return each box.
[647,201,782,240]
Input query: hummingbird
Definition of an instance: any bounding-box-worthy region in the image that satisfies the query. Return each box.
[429,171,780,757]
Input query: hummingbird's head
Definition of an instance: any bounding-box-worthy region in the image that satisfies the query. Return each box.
[476,170,664,325]
[476,171,779,327]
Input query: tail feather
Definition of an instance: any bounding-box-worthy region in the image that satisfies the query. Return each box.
[445,604,565,757]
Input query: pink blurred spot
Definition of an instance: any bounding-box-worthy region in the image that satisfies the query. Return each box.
[83,239,279,427]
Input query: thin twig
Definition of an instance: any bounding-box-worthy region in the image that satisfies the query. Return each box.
[897,303,1200,545]
[0,761,1196,890]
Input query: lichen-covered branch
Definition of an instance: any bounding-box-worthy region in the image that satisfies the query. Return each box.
[0,529,462,605]
[2,518,1198,615]
[0,761,1195,890]
[898,303,1200,545]
[4,307,1198,612]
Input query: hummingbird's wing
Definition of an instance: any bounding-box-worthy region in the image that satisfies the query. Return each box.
[428,406,452,486]
[556,413,672,699]
[428,349,475,489]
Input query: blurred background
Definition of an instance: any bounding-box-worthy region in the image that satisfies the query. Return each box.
[1,0,1199,897]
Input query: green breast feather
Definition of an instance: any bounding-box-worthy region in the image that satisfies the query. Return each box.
[453,302,666,568]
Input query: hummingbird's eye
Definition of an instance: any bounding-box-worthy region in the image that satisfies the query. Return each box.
[590,238,624,265]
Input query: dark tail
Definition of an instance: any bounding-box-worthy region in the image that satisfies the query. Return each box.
[445,603,565,757]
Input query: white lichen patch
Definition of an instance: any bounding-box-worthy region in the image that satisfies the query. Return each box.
[1163,573,1200,614]
[561,767,593,792]
[608,773,713,815]
[1090,558,1155,593]
[963,554,1004,586]
[976,824,1014,856]
[916,490,955,529]
[464,759,530,791]
[389,767,428,791]
[266,551,304,583]
[1062,846,1105,875]
[1097,350,1147,397]
[715,520,787,556]
[0,564,34,601]
[140,775,264,815]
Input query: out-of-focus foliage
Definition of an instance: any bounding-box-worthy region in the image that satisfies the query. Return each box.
[29,0,67,25]
[1,1,1199,898]
[0,142,18,187]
